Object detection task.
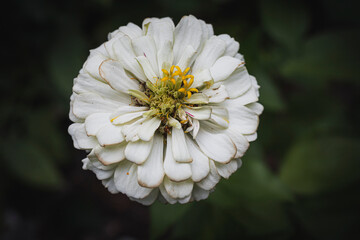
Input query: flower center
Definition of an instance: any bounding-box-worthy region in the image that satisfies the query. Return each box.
[160,65,198,99]
[127,65,200,133]
[129,65,195,118]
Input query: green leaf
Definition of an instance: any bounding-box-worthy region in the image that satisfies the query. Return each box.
[150,201,192,239]
[49,28,87,102]
[280,137,360,195]
[260,0,310,49]
[2,139,64,189]
[255,69,286,112]
[207,144,293,235]
[171,202,219,240]
[319,0,360,25]
[281,30,360,85]
[294,189,360,239]
[28,111,69,164]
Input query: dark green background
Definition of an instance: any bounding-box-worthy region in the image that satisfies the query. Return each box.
[1,0,360,239]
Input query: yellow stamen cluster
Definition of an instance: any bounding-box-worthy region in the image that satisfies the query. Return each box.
[127,65,200,128]
[160,65,198,98]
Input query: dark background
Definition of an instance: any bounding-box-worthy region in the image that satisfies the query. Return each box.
[1,0,360,239]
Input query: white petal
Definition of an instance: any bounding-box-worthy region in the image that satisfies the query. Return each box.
[185,135,210,182]
[235,53,245,61]
[226,127,249,158]
[110,106,148,122]
[193,185,210,201]
[159,183,177,204]
[118,23,142,39]
[85,158,115,180]
[183,106,211,120]
[68,123,97,149]
[69,94,82,123]
[244,132,258,142]
[137,117,161,141]
[209,107,229,129]
[210,56,243,82]
[230,84,259,106]
[178,195,192,204]
[164,134,192,181]
[107,29,124,41]
[177,107,187,121]
[135,56,158,83]
[122,117,146,142]
[175,45,196,71]
[199,19,214,45]
[236,158,243,169]
[192,36,226,73]
[223,66,252,99]
[73,93,118,119]
[195,123,236,163]
[112,36,147,81]
[74,72,131,104]
[173,15,203,64]
[191,119,200,139]
[246,102,264,115]
[137,134,164,187]
[130,188,159,206]
[83,53,107,81]
[99,59,140,93]
[143,17,174,32]
[85,153,116,179]
[171,127,192,163]
[104,37,121,59]
[90,167,114,180]
[132,36,159,76]
[185,93,209,104]
[251,75,260,97]
[168,116,181,129]
[111,111,146,125]
[108,23,142,40]
[157,41,173,75]
[87,152,115,170]
[85,113,111,136]
[125,138,153,165]
[96,124,125,146]
[197,160,221,190]
[226,105,259,134]
[91,44,108,56]
[146,19,174,49]
[164,176,193,199]
[94,143,126,165]
[206,23,214,38]
[215,160,238,179]
[218,34,240,57]
[202,84,229,103]
[192,69,213,88]
[114,161,152,199]
[102,178,119,194]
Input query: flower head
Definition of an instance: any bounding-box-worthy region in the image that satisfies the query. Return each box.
[68,15,263,205]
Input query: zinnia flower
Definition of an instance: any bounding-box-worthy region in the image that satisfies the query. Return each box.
[68,15,263,205]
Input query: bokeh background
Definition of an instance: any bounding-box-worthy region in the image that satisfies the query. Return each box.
[1,0,360,239]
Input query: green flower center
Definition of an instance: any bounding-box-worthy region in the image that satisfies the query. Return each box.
[148,86,182,118]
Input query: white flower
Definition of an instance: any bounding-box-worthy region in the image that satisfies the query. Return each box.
[68,15,263,205]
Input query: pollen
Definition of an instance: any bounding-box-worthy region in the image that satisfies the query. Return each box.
[130,65,201,130]
[159,65,198,99]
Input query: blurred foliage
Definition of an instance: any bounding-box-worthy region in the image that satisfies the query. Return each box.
[260,0,310,50]
[280,137,360,195]
[281,30,360,85]
[1,0,359,239]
